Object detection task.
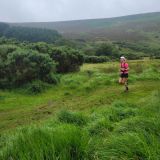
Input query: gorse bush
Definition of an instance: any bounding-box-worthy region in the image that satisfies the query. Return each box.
[0,45,17,59]
[25,80,49,94]
[28,42,51,53]
[0,38,85,89]
[50,47,84,73]
[0,49,56,88]
[84,55,110,63]
[96,43,120,58]
[44,73,61,84]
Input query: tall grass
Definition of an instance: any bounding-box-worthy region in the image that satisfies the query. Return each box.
[97,132,160,160]
[91,91,160,160]
[0,91,160,160]
[0,125,89,160]
[0,60,160,159]
[57,110,88,126]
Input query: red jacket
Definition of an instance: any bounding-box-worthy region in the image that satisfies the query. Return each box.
[120,62,129,74]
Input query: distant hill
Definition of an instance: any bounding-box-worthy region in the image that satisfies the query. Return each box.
[10,12,160,41]
[0,23,61,43]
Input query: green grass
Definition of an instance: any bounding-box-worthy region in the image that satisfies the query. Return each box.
[0,59,160,159]
[0,125,89,160]
[0,60,159,132]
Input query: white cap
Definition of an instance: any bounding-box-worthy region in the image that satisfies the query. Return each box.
[120,56,125,59]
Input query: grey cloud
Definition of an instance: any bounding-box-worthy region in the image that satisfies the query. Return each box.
[0,0,160,22]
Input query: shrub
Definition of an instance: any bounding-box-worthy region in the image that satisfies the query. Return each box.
[96,43,120,58]
[29,42,51,53]
[84,55,110,63]
[123,51,144,60]
[50,47,84,73]
[0,49,56,88]
[0,45,17,60]
[25,80,49,94]
[57,110,87,126]
[44,73,61,84]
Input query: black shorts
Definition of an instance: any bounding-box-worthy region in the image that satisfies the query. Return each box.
[120,73,128,78]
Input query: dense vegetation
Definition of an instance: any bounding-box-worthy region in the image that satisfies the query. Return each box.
[50,48,84,73]
[0,38,84,90]
[115,41,160,59]
[0,60,160,159]
[0,35,159,90]
[0,22,61,43]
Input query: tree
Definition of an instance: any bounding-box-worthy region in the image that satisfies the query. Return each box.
[0,23,61,43]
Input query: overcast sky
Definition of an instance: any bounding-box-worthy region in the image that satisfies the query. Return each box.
[0,0,160,22]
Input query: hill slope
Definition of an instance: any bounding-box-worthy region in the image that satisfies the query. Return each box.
[10,12,160,41]
[0,60,160,159]
[0,22,61,43]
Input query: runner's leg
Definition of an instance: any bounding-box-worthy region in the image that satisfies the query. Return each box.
[119,77,123,84]
[121,78,126,84]
[124,78,128,91]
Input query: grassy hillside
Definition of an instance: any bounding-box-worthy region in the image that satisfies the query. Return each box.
[0,59,160,159]
[10,12,160,41]
[0,59,160,132]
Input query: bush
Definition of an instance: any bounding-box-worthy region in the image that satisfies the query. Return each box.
[123,51,144,60]
[25,80,49,94]
[0,45,17,60]
[57,110,87,126]
[28,42,52,54]
[44,73,61,84]
[50,48,84,73]
[96,43,120,58]
[84,56,110,63]
[0,49,56,88]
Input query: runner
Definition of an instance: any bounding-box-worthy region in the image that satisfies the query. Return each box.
[119,56,129,91]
